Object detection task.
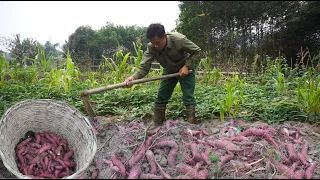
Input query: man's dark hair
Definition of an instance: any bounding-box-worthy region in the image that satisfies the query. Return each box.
[146,23,165,40]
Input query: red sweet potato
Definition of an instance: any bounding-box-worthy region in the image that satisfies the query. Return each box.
[194,161,203,172]
[129,144,146,167]
[147,127,161,136]
[231,136,248,142]
[198,169,209,179]
[29,142,41,149]
[34,132,41,144]
[56,159,69,175]
[16,137,32,150]
[189,143,202,162]
[305,162,318,179]
[44,133,58,147]
[155,140,178,167]
[262,133,279,150]
[57,171,68,178]
[111,152,126,178]
[38,144,52,155]
[63,151,73,161]
[54,169,62,178]
[218,151,234,167]
[200,153,209,165]
[297,140,308,166]
[38,173,56,178]
[286,143,298,162]
[145,150,157,174]
[294,169,305,179]
[228,128,236,137]
[176,163,199,179]
[140,173,163,179]
[29,152,48,164]
[269,158,295,178]
[239,128,267,137]
[128,163,142,179]
[168,146,178,167]
[296,128,307,136]
[230,160,250,170]
[54,145,63,156]
[291,161,299,172]
[207,139,241,151]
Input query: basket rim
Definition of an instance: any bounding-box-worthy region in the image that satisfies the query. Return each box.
[0,98,97,179]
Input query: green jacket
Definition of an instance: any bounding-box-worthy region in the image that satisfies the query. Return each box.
[133,32,201,79]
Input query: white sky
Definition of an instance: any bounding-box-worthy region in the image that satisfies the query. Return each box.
[0,1,181,51]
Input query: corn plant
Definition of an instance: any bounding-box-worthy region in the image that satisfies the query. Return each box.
[265,57,288,96]
[38,49,50,72]
[102,51,131,83]
[0,53,9,87]
[220,83,240,120]
[296,69,320,122]
[199,56,212,85]
[85,71,99,88]
[23,58,38,84]
[43,68,64,89]
[132,40,143,71]
[42,51,79,92]
[212,67,223,84]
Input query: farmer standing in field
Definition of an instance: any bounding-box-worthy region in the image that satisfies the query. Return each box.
[124,23,201,126]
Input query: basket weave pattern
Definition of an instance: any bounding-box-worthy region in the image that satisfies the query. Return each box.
[0,99,97,179]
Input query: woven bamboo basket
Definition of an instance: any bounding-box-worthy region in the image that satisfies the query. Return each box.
[0,99,97,179]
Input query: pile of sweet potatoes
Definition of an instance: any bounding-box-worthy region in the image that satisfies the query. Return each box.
[84,119,319,179]
[15,131,76,178]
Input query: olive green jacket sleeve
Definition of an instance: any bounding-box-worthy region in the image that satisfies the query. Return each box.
[132,44,155,79]
[180,36,201,69]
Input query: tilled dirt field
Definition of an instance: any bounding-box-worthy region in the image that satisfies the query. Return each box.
[1,116,320,179]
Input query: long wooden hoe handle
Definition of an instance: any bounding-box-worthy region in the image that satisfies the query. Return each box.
[80,70,192,118]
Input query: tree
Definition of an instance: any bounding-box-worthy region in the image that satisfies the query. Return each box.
[43,40,63,59]
[0,34,43,64]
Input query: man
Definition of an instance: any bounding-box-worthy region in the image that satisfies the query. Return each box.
[125,23,201,126]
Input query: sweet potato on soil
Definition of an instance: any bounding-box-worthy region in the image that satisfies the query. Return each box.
[263,133,279,150]
[207,139,241,152]
[218,151,234,167]
[189,143,202,162]
[270,158,295,178]
[145,150,157,174]
[176,163,200,179]
[231,136,248,142]
[294,169,305,179]
[128,163,142,179]
[198,169,209,179]
[200,146,211,165]
[239,128,267,137]
[305,161,318,179]
[155,140,178,167]
[140,173,163,179]
[297,140,308,166]
[128,144,146,167]
[286,143,298,162]
[296,128,307,136]
[111,152,126,178]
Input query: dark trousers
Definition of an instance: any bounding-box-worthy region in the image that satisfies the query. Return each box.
[155,66,196,106]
